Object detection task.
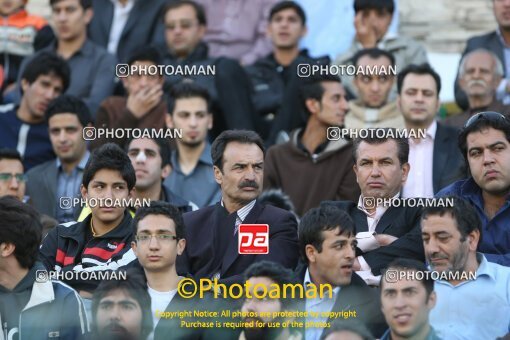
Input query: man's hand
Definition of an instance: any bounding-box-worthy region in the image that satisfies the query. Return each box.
[354,11,378,48]
[375,234,398,247]
[126,85,163,119]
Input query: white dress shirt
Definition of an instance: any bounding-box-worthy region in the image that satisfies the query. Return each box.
[107,0,135,55]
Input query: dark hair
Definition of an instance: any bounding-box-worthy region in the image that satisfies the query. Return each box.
[45,95,92,127]
[211,130,265,171]
[0,196,42,269]
[421,196,482,244]
[320,320,375,340]
[244,260,300,310]
[91,270,153,340]
[126,136,171,168]
[82,143,136,191]
[127,46,163,67]
[299,205,355,263]
[49,0,92,10]
[131,201,185,239]
[381,258,434,298]
[258,189,296,213]
[351,48,395,69]
[21,52,70,92]
[397,63,441,97]
[354,0,394,14]
[458,113,510,160]
[0,148,22,163]
[167,80,212,115]
[352,129,409,165]
[162,0,207,26]
[269,1,306,25]
[301,74,342,118]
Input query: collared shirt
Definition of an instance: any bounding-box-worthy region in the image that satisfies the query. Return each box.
[303,268,340,340]
[436,178,510,266]
[430,254,510,339]
[220,199,256,234]
[355,193,399,286]
[107,0,135,55]
[56,151,90,223]
[403,121,437,198]
[495,28,510,105]
[164,143,221,207]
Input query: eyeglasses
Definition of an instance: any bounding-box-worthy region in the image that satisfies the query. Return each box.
[135,234,178,243]
[0,173,27,183]
[464,111,507,128]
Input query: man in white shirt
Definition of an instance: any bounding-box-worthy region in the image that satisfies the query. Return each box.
[398,63,466,198]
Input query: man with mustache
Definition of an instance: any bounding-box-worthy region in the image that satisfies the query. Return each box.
[295,205,386,339]
[447,48,510,128]
[397,63,466,198]
[437,112,510,266]
[92,271,153,340]
[421,197,510,339]
[239,261,303,340]
[0,52,69,171]
[176,130,299,285]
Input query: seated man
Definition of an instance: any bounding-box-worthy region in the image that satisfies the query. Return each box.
[264,74,359,216]
[39,143,137,296]
[397,63,466,198]
[91,271,153,340]
[15,0,116,115]
[296,205,386,339]
[0,196,88,339]
[158,0,257,138]
[92,47,166,149]
[245,0,330,143]
[164,81,221,208]
[177,130,299,285]
[447,48,510,128]
[322,130,425,285]
[346,48,404,129]
[0,148,26,201]
[26,95,92,223]
[126,136,196,213]
[334,0,427,101]
[421,197,510,339]
[0,52,69,170]
[437,112,510,266]
[380,259,440,340]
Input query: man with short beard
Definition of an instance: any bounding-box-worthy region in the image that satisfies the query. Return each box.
[420,197,510,339]
[239,261,303,340]
[91,271,153,340]
[437,112,510,266]
[447,49,510,128]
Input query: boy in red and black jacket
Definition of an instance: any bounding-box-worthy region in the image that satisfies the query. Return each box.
[39,143,137,298]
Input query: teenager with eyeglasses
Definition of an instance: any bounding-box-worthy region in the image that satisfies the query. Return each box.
[436,111,510,267]
[0,148,27,201]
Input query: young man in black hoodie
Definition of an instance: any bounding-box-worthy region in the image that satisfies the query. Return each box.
[39,143,138,299]
[0,196,88,339]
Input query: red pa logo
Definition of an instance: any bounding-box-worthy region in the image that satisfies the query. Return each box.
[238,224,269,254]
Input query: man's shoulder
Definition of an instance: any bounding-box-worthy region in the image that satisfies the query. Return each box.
[26,159,56,177]
[320,200,357,212]
[466,31,500,49]
[436,179,470,197]
[0,103,16,115]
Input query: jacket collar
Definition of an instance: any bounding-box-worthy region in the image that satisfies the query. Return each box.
[59,211,133,240]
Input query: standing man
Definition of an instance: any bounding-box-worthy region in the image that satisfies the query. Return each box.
[264,74,359,216]
[26,95,92,222]
[177,130,299,285]
[164,81,220,208]
[0,52,69,170]
[421,197,510,339]
[397,63,466,198]
[437,111,510,266]
[380,259,440,340]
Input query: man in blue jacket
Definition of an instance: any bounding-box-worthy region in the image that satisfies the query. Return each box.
[0,196,88,340]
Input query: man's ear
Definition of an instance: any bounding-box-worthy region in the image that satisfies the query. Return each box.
[161,164,171,179]
[80,184,87,199]
[213,165,222,185]
[305,98,320,116]
[166,114,174,129]
[305,244,318,263]
[0,242,15,258]
[177,239,186,256]
[467,229,480,251]
[20,79,30,94]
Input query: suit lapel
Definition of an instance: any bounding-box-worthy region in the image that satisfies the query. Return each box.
[120,0,145,41]
[98,2,114,42]
[43,163,58,216]
[352,209,369,233]
[221,202,264,275]
[432,123,449,193]
[374,207,398,234]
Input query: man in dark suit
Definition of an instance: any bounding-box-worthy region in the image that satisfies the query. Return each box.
[397,63,467,197]
[454,0,510,109]
[296,204,386,339]
[87,0,167,63]
[176,130,299,285]
[322,129,425,285]
[26,95,92,223]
